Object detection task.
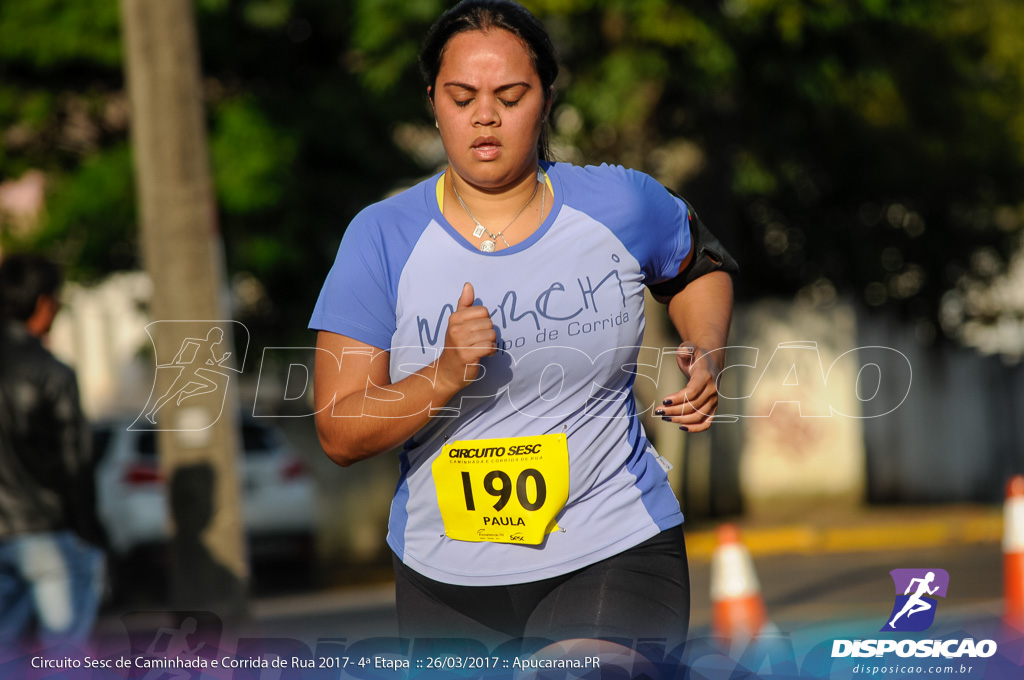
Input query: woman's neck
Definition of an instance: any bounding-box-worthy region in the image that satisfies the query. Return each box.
[446,162,541,226]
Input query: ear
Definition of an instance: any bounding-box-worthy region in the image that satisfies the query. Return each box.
[543,86,555,119]
[26,293,58,338]
[428,88,438,127]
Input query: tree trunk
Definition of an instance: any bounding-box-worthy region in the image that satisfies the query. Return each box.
[120,0,248,621]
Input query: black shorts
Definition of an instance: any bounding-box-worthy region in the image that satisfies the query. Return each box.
[393,525,689,647]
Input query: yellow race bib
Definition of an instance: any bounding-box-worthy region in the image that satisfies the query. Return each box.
[432,433,569,545]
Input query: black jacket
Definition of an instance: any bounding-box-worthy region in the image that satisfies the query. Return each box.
[0,320,103,545]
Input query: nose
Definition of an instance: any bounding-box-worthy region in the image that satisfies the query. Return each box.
[472,97,499,126]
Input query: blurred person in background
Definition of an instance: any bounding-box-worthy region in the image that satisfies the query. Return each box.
[312,0,734,652]
[0,253,106,648]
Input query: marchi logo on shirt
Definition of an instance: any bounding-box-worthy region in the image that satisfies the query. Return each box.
[415,263,627,353]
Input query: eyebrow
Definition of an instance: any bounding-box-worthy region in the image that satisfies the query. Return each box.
[442,81,532,94]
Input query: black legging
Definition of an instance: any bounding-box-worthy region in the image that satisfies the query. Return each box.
[393,525,690,648]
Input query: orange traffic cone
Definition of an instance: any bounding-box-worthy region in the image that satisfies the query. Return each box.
[1004,475,1024,632]
[711,524,769,642]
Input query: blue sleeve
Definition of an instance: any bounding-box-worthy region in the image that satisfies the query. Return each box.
[623,168,692,284]
[309,209,397,350]
[562,164,692,283]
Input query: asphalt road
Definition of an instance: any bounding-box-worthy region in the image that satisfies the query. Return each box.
[692,542,1004,633]
[213,540,1004,644]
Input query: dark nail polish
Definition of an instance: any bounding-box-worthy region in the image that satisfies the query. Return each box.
[662,399,673,406]
[679,426,689,432]
[661,416,672,422]
[654,409,665,416]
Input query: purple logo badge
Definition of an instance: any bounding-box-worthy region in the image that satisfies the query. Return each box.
[881,568,949,632]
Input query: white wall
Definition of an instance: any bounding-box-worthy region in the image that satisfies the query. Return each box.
[49,271,154,419]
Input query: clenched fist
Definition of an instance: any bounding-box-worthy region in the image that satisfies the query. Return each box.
[436,282,497,391]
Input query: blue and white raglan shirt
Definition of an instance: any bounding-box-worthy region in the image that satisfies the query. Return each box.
[310,162,692,586]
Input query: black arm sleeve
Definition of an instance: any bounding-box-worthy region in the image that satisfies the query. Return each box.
[648,189,739,300]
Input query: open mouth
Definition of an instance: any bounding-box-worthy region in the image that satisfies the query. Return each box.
[472,137,502,160]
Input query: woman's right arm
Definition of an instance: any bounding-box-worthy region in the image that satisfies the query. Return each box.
[313,282,495,467]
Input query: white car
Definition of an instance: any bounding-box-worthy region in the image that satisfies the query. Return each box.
[93,418,317,565]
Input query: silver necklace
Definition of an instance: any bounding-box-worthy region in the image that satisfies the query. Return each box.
[451,168,544,252]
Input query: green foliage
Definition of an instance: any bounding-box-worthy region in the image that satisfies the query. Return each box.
[351,0,442,92]
[211,97,297,214]
[6,145,137,280]
[0,0,129,276]
[2,0,1024,347]
[243,0,294,29]
[0,0,121,67]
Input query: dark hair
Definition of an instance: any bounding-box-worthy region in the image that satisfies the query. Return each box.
[419,0,558,160]
[0,253,62,322]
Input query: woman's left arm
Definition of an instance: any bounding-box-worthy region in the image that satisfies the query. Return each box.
[658,270,734,433]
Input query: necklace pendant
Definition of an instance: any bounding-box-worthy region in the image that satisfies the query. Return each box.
[479,240,495,252]
[472,224,486,238]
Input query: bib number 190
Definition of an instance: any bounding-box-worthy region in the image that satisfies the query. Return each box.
[460,469,546,512]
[434,434,567,544]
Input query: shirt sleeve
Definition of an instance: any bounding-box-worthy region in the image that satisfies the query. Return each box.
[563,164,692,285]
[630,169,692,285]
[309,210,397,350]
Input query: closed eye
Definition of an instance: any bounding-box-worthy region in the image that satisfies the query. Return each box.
[443,81,531,108]
[453,97,519,108]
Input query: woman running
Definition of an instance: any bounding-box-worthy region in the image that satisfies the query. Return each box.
[311,0,734,649]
